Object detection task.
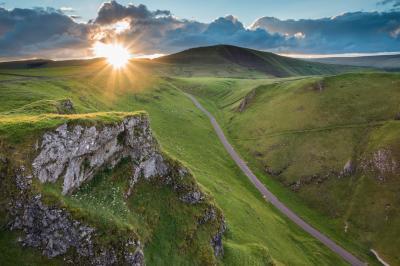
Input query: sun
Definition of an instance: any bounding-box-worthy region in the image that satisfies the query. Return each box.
[93,42,131,68]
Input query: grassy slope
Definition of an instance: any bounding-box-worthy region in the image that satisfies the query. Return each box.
[155,45,362,77]
[0,65,346,265]
[0,110,223,265]
[309,54,400,70]
[175,73,400,265]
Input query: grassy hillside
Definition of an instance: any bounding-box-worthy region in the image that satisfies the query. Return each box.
[0,45,365,79]
[0,111,227,265]
[0,66,348,265]
[175,72,400,265]
[156,45,363,77]
[309,54,400,70]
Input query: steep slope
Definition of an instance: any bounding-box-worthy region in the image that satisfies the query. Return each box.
[308,54,400,70]
[176,72,400,265]
[0,112,225,265]
[156,45,362,77]
[0,66,349,265]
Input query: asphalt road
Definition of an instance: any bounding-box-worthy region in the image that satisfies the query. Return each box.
[185,93,365,266]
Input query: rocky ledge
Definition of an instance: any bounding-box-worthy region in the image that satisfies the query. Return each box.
[6,114,225,265]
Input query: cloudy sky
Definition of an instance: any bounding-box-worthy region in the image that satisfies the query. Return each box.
[0,0,399,59]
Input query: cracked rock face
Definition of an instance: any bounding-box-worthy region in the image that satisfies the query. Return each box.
[9,167,145,265]
[9,194,96,258]
[9,115,225,264]
[33,116,158,195]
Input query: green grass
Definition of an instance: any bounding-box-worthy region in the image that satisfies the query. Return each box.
[175,72,400,265]
[38,157,222,265]
[156,45,364,77]
[0,66,349,265]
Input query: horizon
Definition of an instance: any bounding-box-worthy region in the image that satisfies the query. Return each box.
[0,0,400,60]
[1,46,400,63]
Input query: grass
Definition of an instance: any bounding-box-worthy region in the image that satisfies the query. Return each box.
[156,45,363,77]
[0,66,348,265]
[38,157,222,265]
[175,72,400,265]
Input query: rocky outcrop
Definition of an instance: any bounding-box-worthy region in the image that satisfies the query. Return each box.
[237,89,256,112]
[8,167,144,265]
[33,116,158,195]
[211,222,226,257]
[360,148,399,181]
[339,159,355,177]
[9,194,96,258]
[57,99,75,114]
[8,114,225,263]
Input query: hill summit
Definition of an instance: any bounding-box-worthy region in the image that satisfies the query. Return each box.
[156,45,358,77]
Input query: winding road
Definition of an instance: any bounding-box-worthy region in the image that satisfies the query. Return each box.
[185,93,365,266]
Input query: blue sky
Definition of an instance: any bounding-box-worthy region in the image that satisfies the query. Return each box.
[0,0,399,59]
[2,0,387,25]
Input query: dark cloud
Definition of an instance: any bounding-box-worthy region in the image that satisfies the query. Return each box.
[251,12,400,53]
[94,0,170,25]
[0,7,90,59]
[379,0,400,10]
[0,1,399,59]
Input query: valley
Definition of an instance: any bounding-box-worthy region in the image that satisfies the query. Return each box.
[0,45,398,265]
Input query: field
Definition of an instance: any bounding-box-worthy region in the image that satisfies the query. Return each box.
[175,72,400,265]
[0,64,351,265]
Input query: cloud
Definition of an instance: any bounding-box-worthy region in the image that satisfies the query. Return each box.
[0,7,90,59]
[0,1,399,59]
[378,0,400,10]
[94,0,171,25]
[251,12,400,53]
[60,7,75,13]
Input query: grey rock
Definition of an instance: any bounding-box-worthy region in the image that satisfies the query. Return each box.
[11,114,225,263]
[198,207,217,224]
[32,116,158,195]
[125,247,145,266]
[9,194,95,258]
[9,194,144,265]
[360,149,398,181]
[237,89,256,112]
[57,99,75,114]
[180,190,204,204]
[340,159,355,177]
[211,221,226,257]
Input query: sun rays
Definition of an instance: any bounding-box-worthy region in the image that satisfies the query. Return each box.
[92,42,131,69]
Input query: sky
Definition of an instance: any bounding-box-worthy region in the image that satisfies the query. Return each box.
[2,0,387,25]
[0,0,399,60]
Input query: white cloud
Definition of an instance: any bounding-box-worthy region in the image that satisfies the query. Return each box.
[294,32,305,39]
[60,7,75,12]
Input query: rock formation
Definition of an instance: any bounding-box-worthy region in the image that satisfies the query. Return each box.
[4,114,225,265]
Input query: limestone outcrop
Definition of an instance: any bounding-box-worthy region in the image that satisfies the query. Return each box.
[5,114,225,264]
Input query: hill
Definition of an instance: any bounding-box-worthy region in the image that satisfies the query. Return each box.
[176,72,400,265]
[0,65,347,265]
[155,45,363,77]
[308,54,400,70]
[0,58,105,70]
[0,45,366,78]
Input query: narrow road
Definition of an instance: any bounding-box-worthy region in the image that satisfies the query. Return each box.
[185,93,365,266]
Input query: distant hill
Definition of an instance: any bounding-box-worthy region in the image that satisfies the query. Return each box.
[308,54,400,70]
[0,45,365,78]
[155,45,363,77]
[0,58,105,69]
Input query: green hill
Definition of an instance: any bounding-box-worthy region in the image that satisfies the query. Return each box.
[155,44,364,77]
[0,65,349,265]
[309,54,400,70]
[176,72,400,265]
